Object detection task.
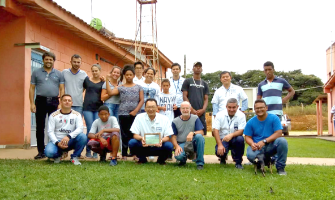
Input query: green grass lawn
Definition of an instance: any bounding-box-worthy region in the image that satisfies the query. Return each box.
[204,137,335,158]
[1,160,334,199]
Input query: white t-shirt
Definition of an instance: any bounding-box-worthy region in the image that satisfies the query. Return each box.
[212,110,246,139]
[48,110,84,144]
[137,81,160,110]
[130,113,174,138]
[169,76,185,107]
[211,83,248,113]
[89,116,120,137]
[133,76,145,84]
[157,92,176,123]
[331,105,335,120]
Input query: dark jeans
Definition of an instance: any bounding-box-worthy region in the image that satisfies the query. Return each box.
[119,115,136,156]
[215,136,245,164]
[128,139,174,163]
[199,114,207,135]
[35,95,59,154]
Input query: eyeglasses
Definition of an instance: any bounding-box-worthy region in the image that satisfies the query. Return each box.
[255,107,266,110]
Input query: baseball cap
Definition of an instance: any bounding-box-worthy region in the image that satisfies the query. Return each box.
[193,61,202,67]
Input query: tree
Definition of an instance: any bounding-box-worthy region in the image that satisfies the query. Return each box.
[184,69,324,112]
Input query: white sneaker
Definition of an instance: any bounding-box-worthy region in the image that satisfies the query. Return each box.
[70,157,81,165]
[148,156,155,161]
[54,157,61,164]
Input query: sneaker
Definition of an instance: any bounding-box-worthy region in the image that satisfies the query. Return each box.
[235,163,244,169]
[34,153,46,160]
[85,152,93,158]
[148,156,155,161]
[99,154,107,162]
[220,158,226,165]
[178,161,186,166]
[277,168,287,176]
[54,157,61,164]
[197,165,204,170]
[70,157,81,165]
[109,159,117,166]
[93,153,98,159]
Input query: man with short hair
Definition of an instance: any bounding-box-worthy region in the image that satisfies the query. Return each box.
[62,54,88,115]
[182,62,209,135]
[133,61,145,84]
[169,63,185,117]
[171,101,205,170]
[128,98,174,165]
[44,94,87,165]
[212,71,248,117]
[257,61,295,118]
[212,98,246,169]
[244,99,288,175]
[29,51,65,159]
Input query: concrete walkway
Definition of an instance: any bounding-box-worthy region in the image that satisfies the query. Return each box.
[1,148,335,166]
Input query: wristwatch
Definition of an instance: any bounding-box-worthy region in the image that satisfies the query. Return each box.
[263,139,267,144]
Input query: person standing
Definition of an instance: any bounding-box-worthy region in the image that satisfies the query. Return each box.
[109,65,144,160]
[82,64,104,158]
[133,61,145,84]
[158,79,177,123]
[212,71,248,117]
[62,54,88,115]
[29,51,64,159]
[138,67,160,113]
[182,62,209,135]
[101,66,122,119]
[257,61,295,118]
[169,63,185,117]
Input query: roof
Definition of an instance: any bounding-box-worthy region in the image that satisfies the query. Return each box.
[313,94,327,104]
[14,0,172,67]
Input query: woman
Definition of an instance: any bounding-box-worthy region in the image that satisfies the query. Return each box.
[109,65,144,160]
[101,66,122,119]
[138,67,160,113]
[83,64,104,159]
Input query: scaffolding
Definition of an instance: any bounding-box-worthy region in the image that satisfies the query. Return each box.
[135,0,161,82]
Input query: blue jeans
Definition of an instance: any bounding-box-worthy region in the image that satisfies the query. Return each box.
[104,103,119,121]
[128,139,173,163]
[247,137,288,169]
[83,111,99,154]
[72,106,83,116]
[215,135,245,164]
[175,134,205,166]
[44,133,87,159]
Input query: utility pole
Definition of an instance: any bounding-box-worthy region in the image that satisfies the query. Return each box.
[184,54,186,77]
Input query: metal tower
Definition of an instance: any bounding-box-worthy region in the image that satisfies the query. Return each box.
[135,0,161,82]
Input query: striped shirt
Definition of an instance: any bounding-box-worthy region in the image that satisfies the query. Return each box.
[257,77,291,116]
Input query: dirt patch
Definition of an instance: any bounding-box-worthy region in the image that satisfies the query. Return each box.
[290,115,328,131]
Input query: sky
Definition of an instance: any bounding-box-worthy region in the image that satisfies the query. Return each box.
[53,0,335,83]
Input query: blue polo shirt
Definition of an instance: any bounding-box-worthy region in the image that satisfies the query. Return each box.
[244,113,282,143]
[31,67,64,97]
[257,76,291,115]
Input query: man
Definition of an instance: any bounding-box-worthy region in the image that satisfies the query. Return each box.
[128,98,174,164]
[62,54,88,115]
[171,101,205,170]
[257,61,295,118]
[212,98,246,169]
[182,61,209,135]
[44,94,87,165]
[244,99,288,175]
[29,51,65,159]
[133,61,145,84]
[87,106,120,166]
[169,63,185,117]
[330,105,335,129]
[212,71,248,117]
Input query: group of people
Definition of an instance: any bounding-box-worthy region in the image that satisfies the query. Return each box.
[30,51,295,175]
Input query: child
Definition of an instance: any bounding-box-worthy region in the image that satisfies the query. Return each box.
[109,65,144,160]
[87,106,120,166]
[158,79,177,123]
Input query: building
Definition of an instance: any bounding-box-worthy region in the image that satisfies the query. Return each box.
[323,42,335,136]
[0,0,172,148]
